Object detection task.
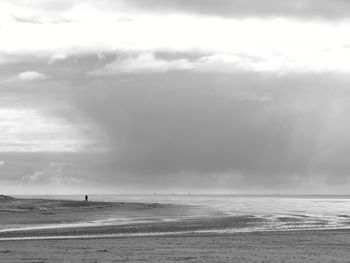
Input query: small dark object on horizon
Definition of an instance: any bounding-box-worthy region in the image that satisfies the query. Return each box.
[85,195,88,202]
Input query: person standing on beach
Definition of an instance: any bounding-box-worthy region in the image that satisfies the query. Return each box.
[85,195,88,202]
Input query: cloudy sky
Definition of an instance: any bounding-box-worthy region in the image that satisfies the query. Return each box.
[1,0,350,194]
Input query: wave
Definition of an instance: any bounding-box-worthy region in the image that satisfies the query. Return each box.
[2,225,350,242]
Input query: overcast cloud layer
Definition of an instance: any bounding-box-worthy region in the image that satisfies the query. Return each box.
[125,0,350,18]
[1,0,350,194]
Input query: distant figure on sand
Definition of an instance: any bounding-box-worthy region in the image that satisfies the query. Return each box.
[85,195,88,202]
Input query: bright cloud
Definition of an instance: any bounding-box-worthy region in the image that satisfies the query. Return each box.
[0,108,99,152]
[1,3,350,73]
[94,50,350,74]
[17,71,48,80]
[92,53,192,74]
[48,53,68,64]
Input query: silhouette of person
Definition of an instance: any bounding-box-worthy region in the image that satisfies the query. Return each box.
[85,195,88,202]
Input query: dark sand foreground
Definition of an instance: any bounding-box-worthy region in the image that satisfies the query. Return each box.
[1,230,350,262]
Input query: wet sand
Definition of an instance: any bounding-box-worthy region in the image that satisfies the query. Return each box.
[0,195,188,232]
[0,195,261,239]
[1,229,350,262]
[2,196,350,262]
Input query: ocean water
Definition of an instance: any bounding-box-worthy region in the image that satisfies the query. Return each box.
[12,194,350,233]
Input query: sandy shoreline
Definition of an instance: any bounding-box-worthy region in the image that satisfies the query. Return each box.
[0,195,262,239]
[2,196,350,262]
[1,196,350,262]
[1,229,350,262]
[0,195,195,235]
[0,214,263,238]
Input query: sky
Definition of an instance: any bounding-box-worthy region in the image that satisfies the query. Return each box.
[1,0,350,195]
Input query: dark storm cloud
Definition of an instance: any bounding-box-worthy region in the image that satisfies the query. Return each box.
[67,70,350,190]
[124,0,350,19]
[3,54,350,192]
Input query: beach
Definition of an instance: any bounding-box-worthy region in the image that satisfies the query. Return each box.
[0,195,185,232]
[1,230,350,262]
[1,195,350,262]
[0,195,261,239]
